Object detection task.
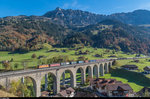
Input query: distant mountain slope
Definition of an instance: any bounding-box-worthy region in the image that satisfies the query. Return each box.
[109,10,150,25]
[64,19,150,54]
[0,15,72,51]
[1,8,150,54]
[43,7,106,27]
[43,8,150,26]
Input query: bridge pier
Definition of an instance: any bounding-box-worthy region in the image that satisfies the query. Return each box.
[100,64,104,76]
[62,72,65,87]
[6,77,10,91]
[44,74,48,91]
[106,63,110,74]
[81,68,86,84]
[21,77,25,97]
[35,80,41,97]
[88,67,93,78]
[56,70,60,94]
[96,66,99,78]
[71,73,76,88]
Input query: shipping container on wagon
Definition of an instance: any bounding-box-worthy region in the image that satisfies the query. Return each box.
[60,63,66,66]
[96,59,101,62]
[78,61,84,64]
[70,61,77,64]
[37,64,49,69]
[89,60,96,63]
[50,63,60,67]
[66,62,70,65]
[97,59,104,62]
[84,60,89,63]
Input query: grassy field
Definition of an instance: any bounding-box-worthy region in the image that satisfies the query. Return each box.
[0,46,140,71]
[99,59,150,92]
[0,45,149,95]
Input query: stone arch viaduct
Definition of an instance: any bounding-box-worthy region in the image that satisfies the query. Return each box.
[0,61,113,97]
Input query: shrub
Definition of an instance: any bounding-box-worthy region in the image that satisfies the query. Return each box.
[31,54,36,59]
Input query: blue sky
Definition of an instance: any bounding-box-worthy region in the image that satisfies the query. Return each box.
[0,0,150,17]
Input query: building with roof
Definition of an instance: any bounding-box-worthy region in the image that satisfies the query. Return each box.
[75,91,98,97]
[121,65,138,70]
[105,84,134,97]
[143,66,150,74]
[89,78,134,97]
[57,87,75,97]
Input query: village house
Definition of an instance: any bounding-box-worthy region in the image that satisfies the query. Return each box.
[57,87,75,97]
[105,84,134,97]
[121,65,138,70]
[75,91,98,97]
[143,66,150,74]
[90,78,117,91]
[90,78,134,97]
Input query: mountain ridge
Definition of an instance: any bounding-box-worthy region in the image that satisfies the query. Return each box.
[1,8,150,54]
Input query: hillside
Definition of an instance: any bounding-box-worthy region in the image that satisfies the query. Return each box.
[0,15,73,51]
[63,19,150,54]
[1,8,150,54]
[44,8,150,26]
[109,10,150,25]
[43,7,106,27]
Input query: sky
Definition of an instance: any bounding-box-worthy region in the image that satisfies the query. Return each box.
[0,0,150,17]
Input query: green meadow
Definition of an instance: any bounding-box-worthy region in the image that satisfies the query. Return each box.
[0,45,149,93]
[0,45,140,71]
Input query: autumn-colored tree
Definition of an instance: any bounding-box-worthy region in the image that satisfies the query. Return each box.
[77,56,88,61]
[2,62,11,71]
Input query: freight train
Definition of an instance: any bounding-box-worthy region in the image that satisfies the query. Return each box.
[37,56,149,69]
[37,59,110,69]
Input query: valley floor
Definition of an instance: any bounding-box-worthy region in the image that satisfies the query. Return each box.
[0,46,150,96]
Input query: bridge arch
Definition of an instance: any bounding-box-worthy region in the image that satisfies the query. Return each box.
[41,72,57,95]
[85,66,92,79]
[20,76,37,97]
[76,67,84,86]
[59,69,75,90]
[93,65,99,78]
[100,64,104,76]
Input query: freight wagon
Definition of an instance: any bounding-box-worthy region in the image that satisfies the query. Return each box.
[66,62,70,65]
[50,63,60,67]
[37,64,49,69]
[60,63,66,66]
[89,60,96,63]
[78,61,84,64]
[70,61,77,64]
[84,60,89,63]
